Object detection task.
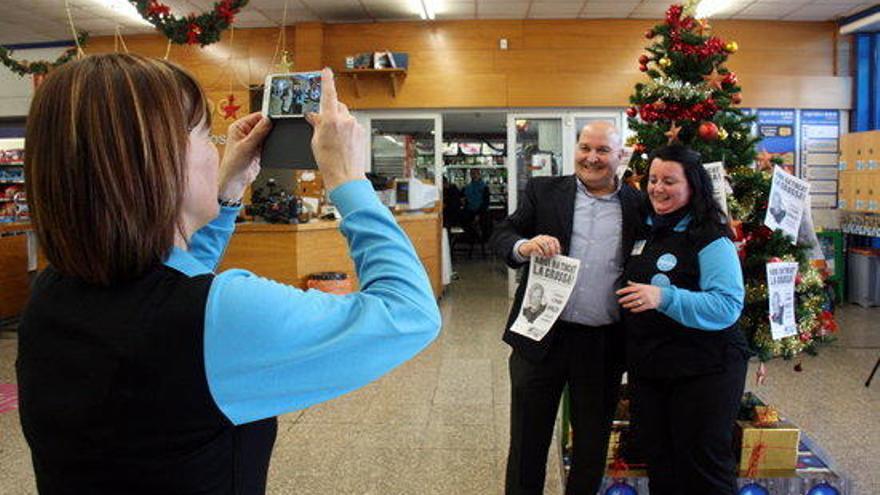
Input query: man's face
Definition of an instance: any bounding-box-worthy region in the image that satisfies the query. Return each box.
[470,169,481,181]
[528,286,543,306]
[574,123,622,191]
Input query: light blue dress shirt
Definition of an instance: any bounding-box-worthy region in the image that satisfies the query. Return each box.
[513,177,624,327]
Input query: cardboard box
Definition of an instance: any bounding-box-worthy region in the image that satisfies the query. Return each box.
[735,419,800,473]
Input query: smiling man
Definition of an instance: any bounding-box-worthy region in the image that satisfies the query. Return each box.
[491,122,645,495]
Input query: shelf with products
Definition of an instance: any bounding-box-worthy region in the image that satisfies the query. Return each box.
[0,140,29,224]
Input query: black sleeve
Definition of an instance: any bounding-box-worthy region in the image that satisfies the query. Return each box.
[490,179,538,269]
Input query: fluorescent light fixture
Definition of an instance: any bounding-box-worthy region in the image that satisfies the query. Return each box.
[90,0,154,26]
[695,0,732,19]
[415,0,435,20]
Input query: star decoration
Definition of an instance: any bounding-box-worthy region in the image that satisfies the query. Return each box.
[702,67,725,91]
[276,50,294,72]
[665,121,682,144]
[220,94,241,120]
[756,150,773,171]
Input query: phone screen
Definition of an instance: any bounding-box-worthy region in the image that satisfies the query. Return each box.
[262,72,322,119]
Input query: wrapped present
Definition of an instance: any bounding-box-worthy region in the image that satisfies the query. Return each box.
[735,419,800,475]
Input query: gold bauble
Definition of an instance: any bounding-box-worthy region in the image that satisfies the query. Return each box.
[659,57,672,68]
[725,41,739,53]
[718,128,729,140]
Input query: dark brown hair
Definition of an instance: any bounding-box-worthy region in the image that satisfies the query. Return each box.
[25,53,210,285]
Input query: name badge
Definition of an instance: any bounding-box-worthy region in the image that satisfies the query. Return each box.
[631,240,646,256]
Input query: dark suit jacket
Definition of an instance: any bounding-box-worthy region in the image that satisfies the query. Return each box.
[490,175,645,362]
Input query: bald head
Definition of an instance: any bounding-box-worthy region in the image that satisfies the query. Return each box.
[577,121,621,149]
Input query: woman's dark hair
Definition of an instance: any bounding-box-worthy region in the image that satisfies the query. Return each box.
[644,144,734,239]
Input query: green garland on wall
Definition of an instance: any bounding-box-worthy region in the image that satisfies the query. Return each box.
[0,33,88,76]
[130,0,249,47]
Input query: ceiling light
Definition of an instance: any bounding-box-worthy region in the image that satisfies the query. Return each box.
[695,0,732,19]
[416,0,435,20]
[90,0,153,26]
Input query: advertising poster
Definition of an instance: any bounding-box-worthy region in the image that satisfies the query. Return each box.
[800,110,840,209]
[511,255,581,341]
[757,109,797,174]
[703,161,728,215]
[765,167,810,242]
[766,262,799,340]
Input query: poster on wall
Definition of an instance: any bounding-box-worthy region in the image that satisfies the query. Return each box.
[765,167,810,242]
[766,261,799,340]
[800,110,840,210]
[757,109,797,174]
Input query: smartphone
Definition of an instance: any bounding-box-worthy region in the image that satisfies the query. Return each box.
[259,72,322,169]
[262,72,322,119]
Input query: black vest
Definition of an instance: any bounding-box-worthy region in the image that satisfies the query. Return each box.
[16,265,277,494]
[623,225,749,378]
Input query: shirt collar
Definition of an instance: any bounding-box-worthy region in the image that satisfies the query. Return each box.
[164,246,212,277]
[576,175,622,200]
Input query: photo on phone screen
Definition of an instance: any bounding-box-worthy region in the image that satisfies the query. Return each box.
[262,72,322,119]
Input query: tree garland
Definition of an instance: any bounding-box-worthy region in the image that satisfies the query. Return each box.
[0,33,88,76]
[130,0,249,47]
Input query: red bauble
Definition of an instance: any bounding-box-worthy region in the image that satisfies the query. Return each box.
[645,29,656,39]
[633,143,646,153]
[638,55,650,65]
[768,256,783,263]
[697,121,719,141]
[639,64,648,72]
[724,72,738,86]
[795,273,803,285]
[732,93,742,104]
[626,107,638,118]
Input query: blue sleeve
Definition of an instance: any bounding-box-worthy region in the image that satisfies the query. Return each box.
[203,180,442,425]
[188,205,241,271]
[657,237,744,331]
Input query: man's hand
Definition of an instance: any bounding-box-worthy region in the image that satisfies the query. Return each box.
[305,68,366,191]
[219,112,272,201]
[518,235,561,258]
[616,281,662,313]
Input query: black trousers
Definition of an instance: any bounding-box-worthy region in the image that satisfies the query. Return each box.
[630,349,747,495]
[505,321,624,495]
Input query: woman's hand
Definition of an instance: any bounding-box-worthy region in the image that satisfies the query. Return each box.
[219,112,272,202]
[617,281,662,313]
[517,235,561,258]
[305,68,366,191]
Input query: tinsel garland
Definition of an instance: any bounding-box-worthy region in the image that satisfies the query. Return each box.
[0,33,88,76]
[129,0,249,46]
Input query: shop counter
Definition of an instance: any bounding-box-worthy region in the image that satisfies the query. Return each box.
[218,212,442,297]
[0,223,31,319]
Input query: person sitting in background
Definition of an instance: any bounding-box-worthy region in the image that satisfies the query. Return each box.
[17,54,440,494]
[616,144,749,495]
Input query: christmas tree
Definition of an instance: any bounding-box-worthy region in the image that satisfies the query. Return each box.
[625,1,837,361]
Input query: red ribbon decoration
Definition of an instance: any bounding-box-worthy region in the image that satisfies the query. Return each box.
[147,0,170,17]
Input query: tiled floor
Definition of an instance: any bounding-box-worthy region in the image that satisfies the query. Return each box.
[1,257,878,494]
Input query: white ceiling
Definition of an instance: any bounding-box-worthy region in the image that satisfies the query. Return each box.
[0,0,875,45]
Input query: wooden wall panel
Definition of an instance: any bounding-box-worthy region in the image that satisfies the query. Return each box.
[83,17,851,116]
[0,233,29,319]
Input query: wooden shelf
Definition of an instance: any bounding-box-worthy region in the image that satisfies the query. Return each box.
[338,68,407,98]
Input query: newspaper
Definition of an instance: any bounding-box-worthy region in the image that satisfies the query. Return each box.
[766,261,799,340]
[702,161,728,216]
[764,167,810,243]
[510,255,581,341]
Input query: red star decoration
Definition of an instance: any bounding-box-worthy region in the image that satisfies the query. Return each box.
[702,66,725,91]
[665,121,682,144]
[220,94,241,120]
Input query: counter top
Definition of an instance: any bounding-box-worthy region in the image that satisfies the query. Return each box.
[235,212,439,233]
[0,222,31,234]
